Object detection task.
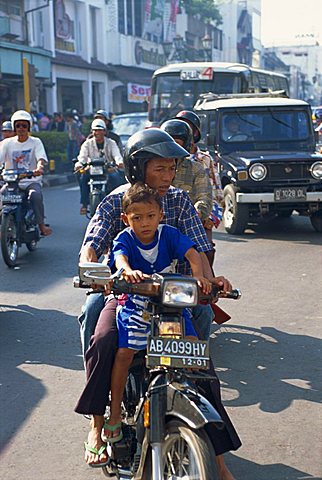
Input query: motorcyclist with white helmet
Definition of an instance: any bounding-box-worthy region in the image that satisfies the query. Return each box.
[0,110,52,236]
[74,118,125,215]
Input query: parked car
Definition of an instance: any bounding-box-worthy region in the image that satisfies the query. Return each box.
[112,112,148,147]
[194,92,322,234]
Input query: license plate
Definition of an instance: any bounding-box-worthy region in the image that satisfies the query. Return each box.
[274,187,307,202]
[147,337,209,370]
[90,166,104,175]
[2,193,23,204]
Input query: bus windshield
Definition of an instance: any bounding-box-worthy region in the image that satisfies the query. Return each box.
[149,72,241,124]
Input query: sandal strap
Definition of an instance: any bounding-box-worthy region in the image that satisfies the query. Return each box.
[84,441,106,456]
[103,420,122,432]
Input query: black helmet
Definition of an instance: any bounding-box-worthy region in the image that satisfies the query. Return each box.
[124,128,189,183]
[160,119,193,151]
[94,109,111,121]
[175,110,201,143]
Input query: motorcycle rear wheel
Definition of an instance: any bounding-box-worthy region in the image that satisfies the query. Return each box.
[1,213,19,268]
[143,419,218,480]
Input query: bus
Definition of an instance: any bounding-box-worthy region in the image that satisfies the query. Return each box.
[148,62,290,124]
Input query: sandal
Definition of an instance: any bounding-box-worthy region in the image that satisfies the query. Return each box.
[102,419,123,444]
[84,441,109,468]
[80,206,87,215]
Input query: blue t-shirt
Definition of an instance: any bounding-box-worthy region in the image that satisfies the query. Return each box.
[110,224,195,274]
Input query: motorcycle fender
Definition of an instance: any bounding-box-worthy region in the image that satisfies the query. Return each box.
[166,383,224,429]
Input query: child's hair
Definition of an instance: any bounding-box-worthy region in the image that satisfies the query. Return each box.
[122,182,162,212]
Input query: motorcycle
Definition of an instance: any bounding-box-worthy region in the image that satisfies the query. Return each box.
[75,152,121,218]
[0,168,40,268]
[74,263,241,480]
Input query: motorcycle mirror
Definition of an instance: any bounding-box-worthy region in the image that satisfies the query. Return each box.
[79,262,112,285]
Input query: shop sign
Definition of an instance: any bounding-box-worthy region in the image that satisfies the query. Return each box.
[134,41,166,67]
[128,83,151,103]
[54,0,75,53]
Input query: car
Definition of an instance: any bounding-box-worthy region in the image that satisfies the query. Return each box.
[112,112,148,146]
[194,92,322,234]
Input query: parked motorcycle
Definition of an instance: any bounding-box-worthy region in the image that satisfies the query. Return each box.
[74,263,241,480]
[0,168,40,268]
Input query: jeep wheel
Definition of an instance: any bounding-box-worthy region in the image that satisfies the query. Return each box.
[310,211,322,232]
[223,185,249,234]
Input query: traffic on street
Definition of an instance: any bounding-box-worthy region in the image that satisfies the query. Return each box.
[0,180,321,480]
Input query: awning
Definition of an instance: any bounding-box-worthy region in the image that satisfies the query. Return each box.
[108,65,153,86]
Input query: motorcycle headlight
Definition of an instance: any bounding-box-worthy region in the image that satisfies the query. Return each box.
[310,161,322,179]
[162,279,198,307]
[89,165,104,175]
[3,171,18,182]
[249,163,267,181]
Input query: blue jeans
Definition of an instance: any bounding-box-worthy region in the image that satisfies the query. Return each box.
[192,304,214,340]
[78,293,105,357]
[78,171,90,207]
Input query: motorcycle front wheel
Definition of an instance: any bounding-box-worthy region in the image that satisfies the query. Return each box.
[148,419,218,480]
[1,213,19,268]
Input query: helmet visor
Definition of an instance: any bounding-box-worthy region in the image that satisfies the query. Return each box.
[138,140,189,159]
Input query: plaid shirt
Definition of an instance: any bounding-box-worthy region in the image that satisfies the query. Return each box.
[172,157,213,221]
[82,184,212,274]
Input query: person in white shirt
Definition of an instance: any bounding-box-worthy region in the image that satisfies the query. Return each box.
[74,119,125,215]
[0,110,52,236]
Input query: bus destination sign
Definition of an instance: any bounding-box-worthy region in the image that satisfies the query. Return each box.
[180,67,213,81]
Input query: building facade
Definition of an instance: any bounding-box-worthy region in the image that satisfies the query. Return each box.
[1,0,267,118]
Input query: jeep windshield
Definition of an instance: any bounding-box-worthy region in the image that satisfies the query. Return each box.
[219,109,312,152]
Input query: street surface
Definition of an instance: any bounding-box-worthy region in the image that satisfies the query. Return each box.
[0,182,321,480]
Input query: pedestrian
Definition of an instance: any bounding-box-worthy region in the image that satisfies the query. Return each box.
[66,112,83,164]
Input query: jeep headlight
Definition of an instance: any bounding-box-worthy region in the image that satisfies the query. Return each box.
[249,163,267,181]
[162,279,198,307]
[310,161,322,179]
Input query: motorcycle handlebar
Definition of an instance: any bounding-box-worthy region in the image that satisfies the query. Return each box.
[73,275,241,302]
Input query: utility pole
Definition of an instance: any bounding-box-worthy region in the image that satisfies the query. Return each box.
[23,57,30,111]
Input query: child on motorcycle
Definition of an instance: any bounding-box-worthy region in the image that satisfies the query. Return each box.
[101,182,212,443]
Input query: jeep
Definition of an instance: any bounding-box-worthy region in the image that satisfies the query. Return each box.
[195,93,322,234]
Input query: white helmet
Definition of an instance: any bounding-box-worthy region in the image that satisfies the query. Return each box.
[91,118,106,130]
[11,110,33,130]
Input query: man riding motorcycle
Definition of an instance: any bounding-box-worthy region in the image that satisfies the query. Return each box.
[75,128,241,479]
[74,118,125,215]
[0,110,52,236]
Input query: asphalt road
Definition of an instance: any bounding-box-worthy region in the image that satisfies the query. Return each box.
[0,182,321,480]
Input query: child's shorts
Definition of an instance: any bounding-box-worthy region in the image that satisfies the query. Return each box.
[117,295,196,350]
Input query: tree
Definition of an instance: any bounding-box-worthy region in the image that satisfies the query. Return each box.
[179,0,222,25]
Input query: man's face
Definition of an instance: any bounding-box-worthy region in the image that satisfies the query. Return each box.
[93,128,105,142]
[145,158,177,196]
[14,121,29,141]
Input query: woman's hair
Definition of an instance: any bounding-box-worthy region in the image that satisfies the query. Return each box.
[122,182,162,212]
